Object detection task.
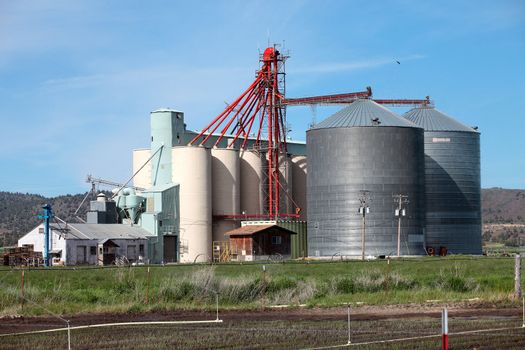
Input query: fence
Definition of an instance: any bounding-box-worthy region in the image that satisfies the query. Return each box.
[1,301,524,349]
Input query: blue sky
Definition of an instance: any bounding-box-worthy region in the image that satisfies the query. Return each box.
[0,0,524,196]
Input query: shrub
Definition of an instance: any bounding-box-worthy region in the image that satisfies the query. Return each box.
[434,264,479,292]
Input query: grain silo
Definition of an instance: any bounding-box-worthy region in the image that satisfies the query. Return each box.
[211,148,240,242]
[278,155,293,215]
[132,149,152,189]
[151,109,179,186]
[239,150,266,215]
[307,99,426,258]
[172,146,212,262]
[291,155,307,220]
[404,106,482,254]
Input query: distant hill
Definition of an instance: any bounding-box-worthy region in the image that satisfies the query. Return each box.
[482,188,525,246]
[0,188,524,248]
[0,191,92,246]
[482,188,525,224]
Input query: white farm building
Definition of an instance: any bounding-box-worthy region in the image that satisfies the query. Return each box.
[18,223,149,266]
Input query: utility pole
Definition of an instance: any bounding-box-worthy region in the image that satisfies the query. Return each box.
[393,194,409,257]
[358,190,371,261]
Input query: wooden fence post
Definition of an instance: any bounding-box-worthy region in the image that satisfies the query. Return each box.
[20,270,25,307]
[145,266,150,304]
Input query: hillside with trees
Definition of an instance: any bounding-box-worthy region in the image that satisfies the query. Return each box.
[482,188,525,224]
[0,192,91,246]
[0,188,524,247]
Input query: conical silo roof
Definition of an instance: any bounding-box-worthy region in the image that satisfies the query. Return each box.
[311,99,420,129]
[403,106,478,133]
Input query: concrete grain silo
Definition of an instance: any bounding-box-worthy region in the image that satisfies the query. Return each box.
[211,148,240,242]
[307,99,426,258]
[151,109,180,186]
[404,106,482,254]
[239,150,267,215]
[132,149,152,189]
[172,146,212,262]
[278,155,294,215]
[291,155,307,220]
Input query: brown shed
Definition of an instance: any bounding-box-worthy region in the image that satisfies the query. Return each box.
[225,224,297,261]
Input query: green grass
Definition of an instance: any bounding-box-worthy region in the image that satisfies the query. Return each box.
[0,256,523,316]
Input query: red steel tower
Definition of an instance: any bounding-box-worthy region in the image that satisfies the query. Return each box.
[190,46,431,220]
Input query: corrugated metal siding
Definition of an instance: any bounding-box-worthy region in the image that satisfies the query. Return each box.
[404,108,482,254]
[312,99,420,129]
[306,126,426,257]
[423,131,481,254]
[278,221,307,259]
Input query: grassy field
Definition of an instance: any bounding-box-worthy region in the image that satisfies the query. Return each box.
[0,256,523,316]
[1,314,524,349]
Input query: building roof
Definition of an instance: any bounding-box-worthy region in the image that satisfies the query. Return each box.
[143,183,179,193]
[403,106,478,133]
[311,99,421,130]
[225,224,297,236]
[151,108,183,113]
[51,223,150,240]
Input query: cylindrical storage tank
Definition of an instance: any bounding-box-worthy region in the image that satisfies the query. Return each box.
[211,148,240,242]
[239,150,267,215]
[404,107,481,254]
[278,155,293,215]
[132,149,152,189]
[172,146,212,262]
[307,99,426,257]
[291,155,307,220]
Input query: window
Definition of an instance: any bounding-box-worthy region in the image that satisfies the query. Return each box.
[39,228,44,234]
[139,244,145,256]
[271,236,282,245]
[90,246,97,255]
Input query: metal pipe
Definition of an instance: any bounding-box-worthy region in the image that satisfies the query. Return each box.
[111,145,164,199]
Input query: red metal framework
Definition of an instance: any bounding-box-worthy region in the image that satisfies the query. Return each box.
[284,87,432,107]
[189,46,291,219]
[190,47,432,220]
[374,96,433,107]
[283,87,372,105]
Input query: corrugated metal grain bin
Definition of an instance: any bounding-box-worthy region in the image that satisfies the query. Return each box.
[404,106,482,254]
[307,99,426,257]
[278,221,307,259]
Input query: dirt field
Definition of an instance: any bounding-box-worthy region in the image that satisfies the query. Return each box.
[1,305,524,349]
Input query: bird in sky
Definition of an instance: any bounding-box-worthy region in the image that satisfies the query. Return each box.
[396,60,401,64]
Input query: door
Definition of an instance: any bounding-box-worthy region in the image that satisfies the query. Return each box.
[76,246,86,264]
[127,245,137,262]
[163,236,178,263]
